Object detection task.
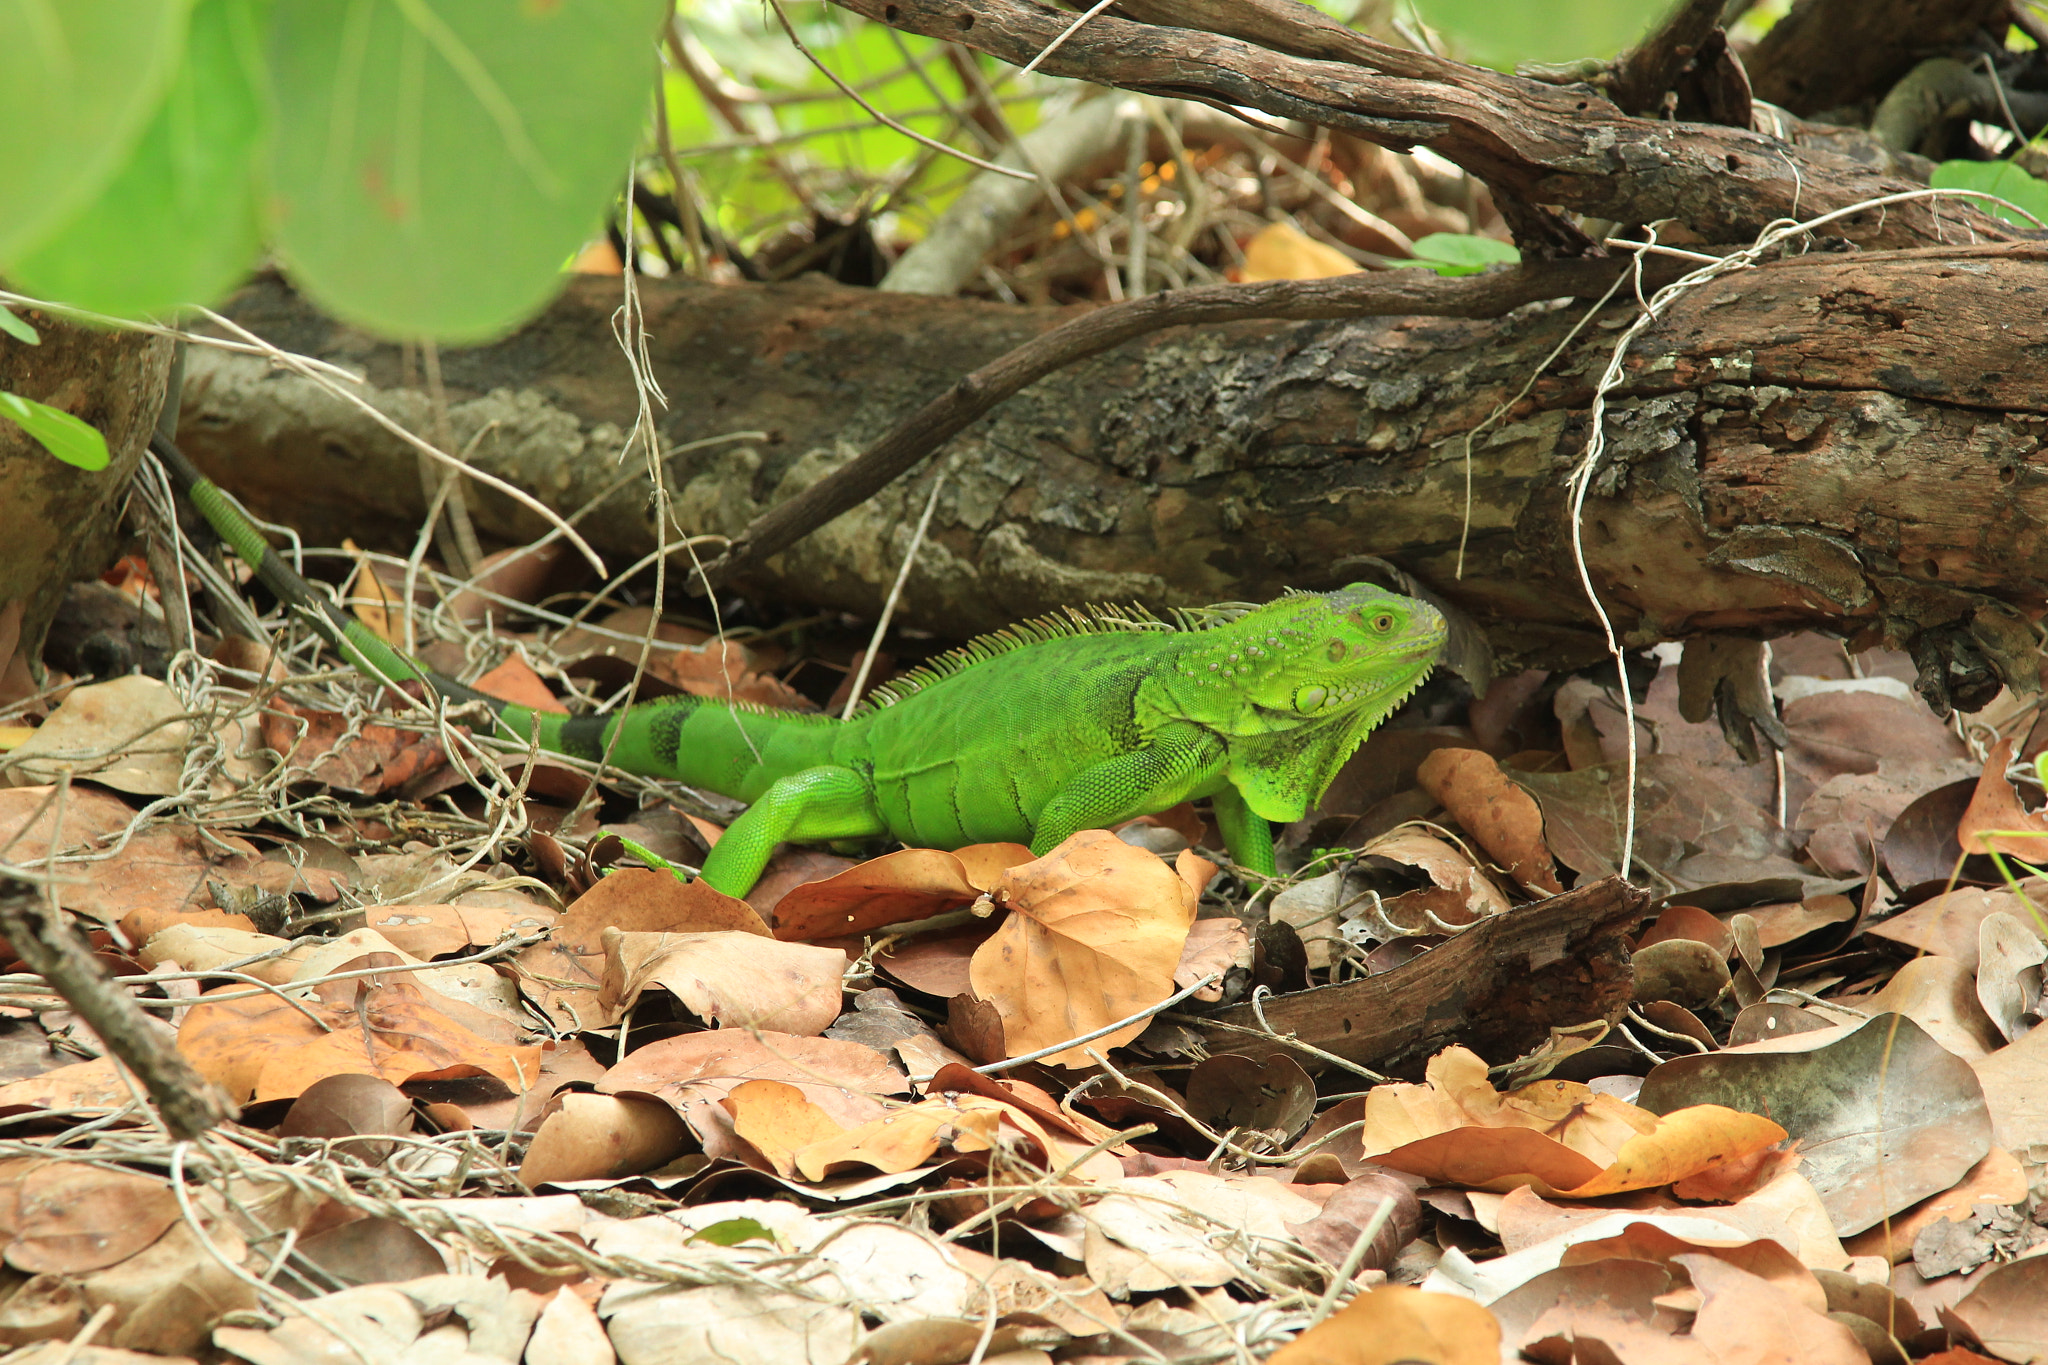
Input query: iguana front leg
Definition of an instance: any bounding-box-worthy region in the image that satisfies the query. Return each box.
[699,765,886,895]
[1211,786,1276,879]
[1030,722,1227,856]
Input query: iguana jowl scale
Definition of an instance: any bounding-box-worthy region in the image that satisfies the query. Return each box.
[158,436,1447,897]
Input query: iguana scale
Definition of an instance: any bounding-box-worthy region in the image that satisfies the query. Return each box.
[158,436,1447,897]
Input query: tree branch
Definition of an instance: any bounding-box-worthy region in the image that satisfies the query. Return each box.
[832,0,2005,249]
[701,258,1656,587]
[0,874,232,1139]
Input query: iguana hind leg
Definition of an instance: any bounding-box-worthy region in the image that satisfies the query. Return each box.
[699,765,884,895]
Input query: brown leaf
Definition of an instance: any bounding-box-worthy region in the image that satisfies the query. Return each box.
[1417,748,1564,894]
[0,1160,181,1275]
[1868,886,2045,971]
[519,1092,691,1185]
[278,1072,415,1161]
[361,902,556,959]
[1944,1255,2048,1364]
[1363,1048,1784,1197]
[1265,1284,1499,1365]
[261,698,448,796]
[559,868,771,947]
[789,1094,1002,1181]
[770,847,993,942]
[1637,904,1736,958]
[1284,1170,1423,1274]
[1844,1146,2029,1263]
[520,869,769,1030]
[1683,1253,1869,1364]
[596,1030,906,1134]
[1360,828,1512,928]
[5,675,264,797]
[875,925,991,1000]
[966,831,1195,1067]
[177,965,541,1103]
[471,653,568,713]
[1959,736,2048,859]
[1641,1013,1992,1235]
[1174,917,1250,1002]
[598,927,847,1034]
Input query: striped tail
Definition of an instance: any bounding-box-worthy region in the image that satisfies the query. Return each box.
[152,433,535,745]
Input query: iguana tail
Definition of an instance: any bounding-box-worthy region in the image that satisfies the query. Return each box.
[154,435,848,807]
[153,434,621,761]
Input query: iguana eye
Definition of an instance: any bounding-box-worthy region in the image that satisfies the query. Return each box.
[1326,639,1346,663]
[1371,612,1396,632]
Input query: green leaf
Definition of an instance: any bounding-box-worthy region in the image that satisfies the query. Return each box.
[689,1217,774,1247]
[0,306,38,346]
[267,0,670,341]
[11,0,269,319]
[1407,0,1664,71]
[0,392,110,471]
[0,0,193,262]
[1390,232,1522,276]
[1931,158,2048,228]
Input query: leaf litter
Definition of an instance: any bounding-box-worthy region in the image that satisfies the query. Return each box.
[8,545,2048,1364]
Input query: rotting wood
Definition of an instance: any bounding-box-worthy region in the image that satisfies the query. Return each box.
[1195,874,1652,1077]
[181,248,2048,703]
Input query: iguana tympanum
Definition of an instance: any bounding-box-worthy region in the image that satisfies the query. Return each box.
[157,436,1447,897]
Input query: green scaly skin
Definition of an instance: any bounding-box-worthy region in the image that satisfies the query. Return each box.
[157,436,1448,897]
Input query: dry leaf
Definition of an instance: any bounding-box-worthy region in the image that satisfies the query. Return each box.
[1266,1285,1500,1365]
[770,847,993,942]
[599,928,847,1034]
[966,831,1195,1066]
[519,1092,691,1185]
[1239,221,1363,282]
[4,676,263,796]
[1416,748,1564,894]
[1959,737,2048,859]
[789,1094,1002,1181]
[1362,1048,1785,1197]
[1358,829,1511,927]
[177,964,541,1103]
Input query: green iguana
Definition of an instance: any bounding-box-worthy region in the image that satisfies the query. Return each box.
[157,435,1447,897]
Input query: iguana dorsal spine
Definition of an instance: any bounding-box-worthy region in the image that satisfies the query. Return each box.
[156,435,1447,896]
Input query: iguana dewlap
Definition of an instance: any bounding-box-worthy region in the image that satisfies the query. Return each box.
[160,436,1447,896]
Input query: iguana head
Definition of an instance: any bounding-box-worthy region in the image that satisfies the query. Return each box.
[1147,583,1448,821]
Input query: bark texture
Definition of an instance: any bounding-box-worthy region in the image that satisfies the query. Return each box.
[181,250,2048,696]
[1742,0,2011,116]
[1201,874,1651,1075]
[0,315,173,675]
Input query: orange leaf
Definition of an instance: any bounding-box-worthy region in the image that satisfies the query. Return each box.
[967,831,1195,1067]
[1266,1285,1500,1365]
[472,654,568,713]
[1362,1048,1783,1196]
[791,1095,1002,1181]
[770,847,997,942]
[1239,222,1363,283]
[725,1079,850,1177]
[1416,748,1564,894]
[178,965,540,1104]
[1959,737,2048,858]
